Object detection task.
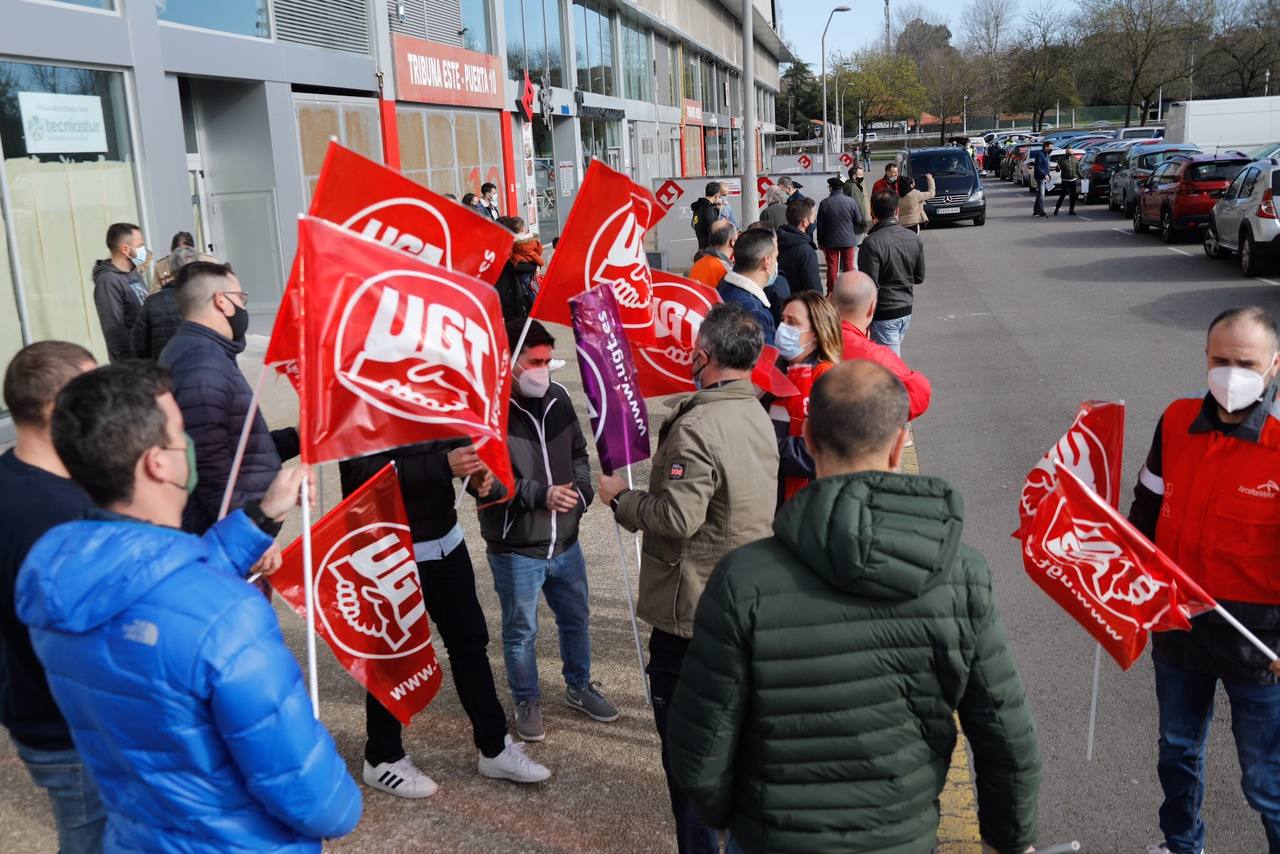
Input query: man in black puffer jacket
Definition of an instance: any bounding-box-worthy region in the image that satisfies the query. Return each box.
[131,246,201,359]
[776,197,821,294]
[857,191,926,357]
[159,261,296,534]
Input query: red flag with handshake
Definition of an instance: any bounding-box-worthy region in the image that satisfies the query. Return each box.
[271,463,443,725]
[1022,461,1216,669]
[531,160,665,346]
[1017,401,1125,537]
[293,216,513,479]
[265,142,514,377]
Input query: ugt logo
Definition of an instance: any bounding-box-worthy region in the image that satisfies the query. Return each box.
[586,192,654,333]
[638,280,715,388]
[317,523,433,659]
[1020,418,1116,522]
[341,198,453,268]
[335,270,502,430]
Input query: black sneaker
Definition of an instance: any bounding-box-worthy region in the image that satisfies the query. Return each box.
[565,682,620,722]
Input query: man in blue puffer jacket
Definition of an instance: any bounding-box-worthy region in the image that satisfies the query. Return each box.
[16,361,361,852]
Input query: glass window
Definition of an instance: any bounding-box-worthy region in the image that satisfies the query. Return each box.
[586,6,603,93]
[504,0,526,80]
[296,97,382,206]
[0,60,139,363]
[460,0,491,54]
[597,5,613,96]
[0,198,24,383]
[50,0,114,8]
[1187,161,1249,182]
[622,19,650,102]
[683,50,698,103]
[543,0,564,89]
[574,1,589,91]
[655,38,675,107]
[427,112,458,196]
[507,0,563,88]
[157,0,270,38]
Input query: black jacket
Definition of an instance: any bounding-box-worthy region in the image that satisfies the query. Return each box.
[478,383,593,558]
[92,259,148,362]
[159,322,287,534]
[815,190,864,250]
[339,439,501,543]
[857,219,926,321]
[690,198,722,250]
[131,284,183,359]
[495,260,537,324]
[776,225,821,294]
[0,450,93,750]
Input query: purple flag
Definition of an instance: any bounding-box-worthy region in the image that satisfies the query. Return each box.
[570,285,651,474]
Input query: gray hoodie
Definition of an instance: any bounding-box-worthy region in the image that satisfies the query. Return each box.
[92,259,148,362]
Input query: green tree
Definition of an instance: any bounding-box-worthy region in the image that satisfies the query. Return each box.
[840,50,928,144]
[779,57,822,136]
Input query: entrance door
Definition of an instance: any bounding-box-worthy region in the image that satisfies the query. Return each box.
[208,189,284,311]
[532,119,558,244]
[187,153,213,254]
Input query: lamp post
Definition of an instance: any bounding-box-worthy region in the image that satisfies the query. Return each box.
[963,95,968,135]
[1266,69,1272,97]
[821,5,852,173]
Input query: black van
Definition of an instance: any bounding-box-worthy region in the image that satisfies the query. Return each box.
[895,146,986,226]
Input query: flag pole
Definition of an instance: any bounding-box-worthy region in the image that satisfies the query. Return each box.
[300,474,320,717]
[1085,643,1102,761]
[456,316,535,505]
[1209,604,1280,662]
[611,515,652,707]
[218,363,267,520]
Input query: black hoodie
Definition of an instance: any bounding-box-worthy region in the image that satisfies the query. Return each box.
[92,258,147,362]
[776,224,821,294]
[690,197,722,250]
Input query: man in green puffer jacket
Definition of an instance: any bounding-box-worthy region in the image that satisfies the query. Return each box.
[668,360,1041,854]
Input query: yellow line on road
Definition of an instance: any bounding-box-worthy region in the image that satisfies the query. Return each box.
[902,439,984,851]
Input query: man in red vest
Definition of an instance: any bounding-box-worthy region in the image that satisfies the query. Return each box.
[831,271,932,421]
[1129,306,1280,854]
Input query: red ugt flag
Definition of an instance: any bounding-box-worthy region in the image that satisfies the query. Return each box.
[266,141,515,376]
[1017,400,1125,538]
[632,271,722,398]
[295,216,513,473]
[531,159,666,346]
[1022,461,1216,669]
[271,463,443,725]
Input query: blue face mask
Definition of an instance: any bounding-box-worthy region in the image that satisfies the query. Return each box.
[766,258,779,288]
[775,323,807,360]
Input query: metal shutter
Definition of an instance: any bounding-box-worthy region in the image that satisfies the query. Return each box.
[389,0,428,37]
[423,0,463,47]
[274,0,372,54]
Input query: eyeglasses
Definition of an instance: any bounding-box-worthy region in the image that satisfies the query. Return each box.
[214,291,249,307]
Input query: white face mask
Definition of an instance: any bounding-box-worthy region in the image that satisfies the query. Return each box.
[775,323,807,360]
[515,365,550,398]
[129,245,148,266]
[1208,360,1273,413]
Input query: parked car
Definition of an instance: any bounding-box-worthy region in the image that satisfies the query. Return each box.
[1080,142,1139,204]
[1006,143,1038,183]
[896,146,986,226]
[1248,141,1280,160]
[1133,153,1252,242]
[1109,142,1202,215]
[1049,148,1087,192]
[1205,157,1280,276]
[1118,126,1166,140]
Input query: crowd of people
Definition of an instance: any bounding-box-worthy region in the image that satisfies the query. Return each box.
[1,166,1278,854]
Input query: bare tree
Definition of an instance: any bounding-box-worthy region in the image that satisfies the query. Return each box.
[1007,8,1080,131]
[961,0,1019,117]
[1203,0,1280,97]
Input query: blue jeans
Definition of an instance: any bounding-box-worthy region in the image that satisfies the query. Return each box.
[14,740,106,854]
[869,315,912,356]
[1154,653,1280,854]
[488,542,591,703]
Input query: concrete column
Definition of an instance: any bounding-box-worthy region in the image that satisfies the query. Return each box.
[741,0,758,219]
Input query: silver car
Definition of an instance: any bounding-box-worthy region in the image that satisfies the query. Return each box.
[1205,157,1280,277]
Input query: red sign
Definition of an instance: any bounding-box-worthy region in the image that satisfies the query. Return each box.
[295,216,512,472]
[757,176,774,209]
[265,142,513,377]
[654,179,684,211]
[839,152,854,167]
[798,154,812,170]
[392,33,504,109]
[632,271,721,398]
[1017,401,1125,538]
[272,464,443,725]
[518,69,536,121]
[532,160,667,346]
[682,99,704,126]
[1022,463,1216,669]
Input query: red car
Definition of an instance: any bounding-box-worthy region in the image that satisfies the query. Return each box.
[1134,153,1253,242]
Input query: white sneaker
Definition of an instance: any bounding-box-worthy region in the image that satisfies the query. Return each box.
[478,735,551,783]
[363,757,438,799]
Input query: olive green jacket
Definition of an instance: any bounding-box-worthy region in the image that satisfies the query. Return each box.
[614,380,778,638]
[668,472,1041,854]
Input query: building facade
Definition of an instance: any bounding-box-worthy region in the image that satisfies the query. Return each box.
[0,0,789,393]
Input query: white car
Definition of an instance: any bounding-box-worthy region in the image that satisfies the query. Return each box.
[1019,148,1082,193]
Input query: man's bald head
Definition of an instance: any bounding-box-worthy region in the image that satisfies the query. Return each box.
[805,360,909,474]
[831,271,878,320]
[708,218,738,249]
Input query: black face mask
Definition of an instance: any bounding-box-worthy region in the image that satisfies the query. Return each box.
[224,301,249,342]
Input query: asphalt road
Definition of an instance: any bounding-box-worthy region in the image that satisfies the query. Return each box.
[908,174,1279,852]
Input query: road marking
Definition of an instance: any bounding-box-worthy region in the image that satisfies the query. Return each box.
[1076,215,1093,221]
[1167,247,1193,257]
[1111,228,1131,235]
[1260,278,1280,287]
[938,716,983,851]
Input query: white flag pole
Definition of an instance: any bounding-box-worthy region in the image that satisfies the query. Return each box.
[625,464,645,616]
[1210,604,1280,662]
[455,316,534,506]
[218,363,268,520]
[1085,643,1102,761]
[611,515,652,707]
[300,474,320,717]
